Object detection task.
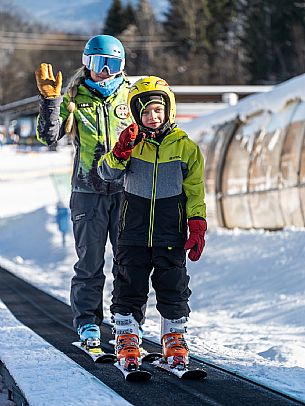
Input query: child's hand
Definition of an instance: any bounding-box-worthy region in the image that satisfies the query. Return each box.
[120,123,138,149]
[113,123,139,160]
[184,218,207,261]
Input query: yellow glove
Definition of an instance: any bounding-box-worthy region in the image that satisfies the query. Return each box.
[35,63,62,98]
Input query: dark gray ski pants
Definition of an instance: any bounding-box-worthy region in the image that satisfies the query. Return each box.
[111,246,191,324]
[70,191,121,329]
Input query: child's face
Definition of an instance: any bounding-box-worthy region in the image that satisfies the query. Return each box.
[141,103,165,129]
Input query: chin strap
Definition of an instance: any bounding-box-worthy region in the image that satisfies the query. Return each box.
[139,121,175,141]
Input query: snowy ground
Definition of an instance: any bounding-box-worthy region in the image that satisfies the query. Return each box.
[0,144,305,404]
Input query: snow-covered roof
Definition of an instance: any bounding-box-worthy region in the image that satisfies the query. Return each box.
[182,73,305,141]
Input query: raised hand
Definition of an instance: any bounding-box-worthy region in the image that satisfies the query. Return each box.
[35,63,62,98]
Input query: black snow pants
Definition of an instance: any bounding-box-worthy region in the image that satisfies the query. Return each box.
[70,191,121,329]
[111,246,191,324]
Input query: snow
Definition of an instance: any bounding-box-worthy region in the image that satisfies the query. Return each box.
[0,144,305,404]
[0,301,131,406]
[182,72,305,142]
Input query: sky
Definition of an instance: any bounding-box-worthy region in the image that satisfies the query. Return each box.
[8,0,169,33]
[0,144,304,404]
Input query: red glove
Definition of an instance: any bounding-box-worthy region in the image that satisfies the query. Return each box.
[184,218,207,261]
[113,123,138,160]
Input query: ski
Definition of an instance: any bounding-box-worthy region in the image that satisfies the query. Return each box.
[140,348,163,362]
[72,341,116,363]
[114,362,152,381]
[153,359,207,380]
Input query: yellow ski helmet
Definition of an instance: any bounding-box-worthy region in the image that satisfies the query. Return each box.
[128,76,176,127]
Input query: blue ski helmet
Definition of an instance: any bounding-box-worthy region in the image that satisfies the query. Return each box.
[83,35,125,58]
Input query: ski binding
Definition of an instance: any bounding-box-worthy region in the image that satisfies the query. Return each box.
[72,341,116,363]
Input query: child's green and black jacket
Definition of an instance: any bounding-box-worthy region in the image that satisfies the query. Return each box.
[98,126,206,247]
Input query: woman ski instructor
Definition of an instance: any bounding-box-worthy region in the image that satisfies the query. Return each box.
[35,35,132,348]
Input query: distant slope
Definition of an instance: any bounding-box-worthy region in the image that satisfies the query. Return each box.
[8,0,168,34]
[9,0,111,33]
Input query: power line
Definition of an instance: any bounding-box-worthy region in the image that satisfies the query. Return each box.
[0,41,178,51]
[0,31,179,53]
[1,32,89,39]
[1,31,171,41]
[0,44,177,51]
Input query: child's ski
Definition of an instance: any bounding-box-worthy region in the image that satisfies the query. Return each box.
[153,359,207,380]
[114,362,152,381]
[72,341,116,363]
[140,348,163,362]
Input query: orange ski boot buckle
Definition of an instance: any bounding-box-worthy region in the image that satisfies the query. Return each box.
[116,334,141,371]
[162,333,189,369]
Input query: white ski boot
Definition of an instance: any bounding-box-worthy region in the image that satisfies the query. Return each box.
[114,313,141,371]
[161,317,189,369]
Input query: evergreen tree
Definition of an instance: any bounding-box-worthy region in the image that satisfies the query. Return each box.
[164,0,208,56]
[133,0,161,75]
[123,1,136,30]
[104,0,137,36]
[241,0,305,83]
[269,0,305,80]
[103,0,125,36]
[241,0,271,83]
[163,0,238,83]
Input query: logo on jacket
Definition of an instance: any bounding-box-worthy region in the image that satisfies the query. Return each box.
[77,103,93,108]
[75,213,86,221]
[115,104,129,119]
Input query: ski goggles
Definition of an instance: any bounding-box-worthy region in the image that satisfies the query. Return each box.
[82,54,125,75]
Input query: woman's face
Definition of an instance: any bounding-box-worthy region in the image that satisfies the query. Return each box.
[141,103,165,129]
[90,68,114,82]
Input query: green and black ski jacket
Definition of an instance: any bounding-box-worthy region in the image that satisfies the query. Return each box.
[36,78,132,194]
[98,127,206,247]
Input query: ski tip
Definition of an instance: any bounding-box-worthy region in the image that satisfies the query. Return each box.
[154,360,208,380]
[125,370,152,382]
[72,341,82,347]
[181,369,207,380]
[115,362,152,381]
[94,354,117,363]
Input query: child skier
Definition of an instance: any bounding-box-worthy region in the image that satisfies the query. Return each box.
[98,76,207,371]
